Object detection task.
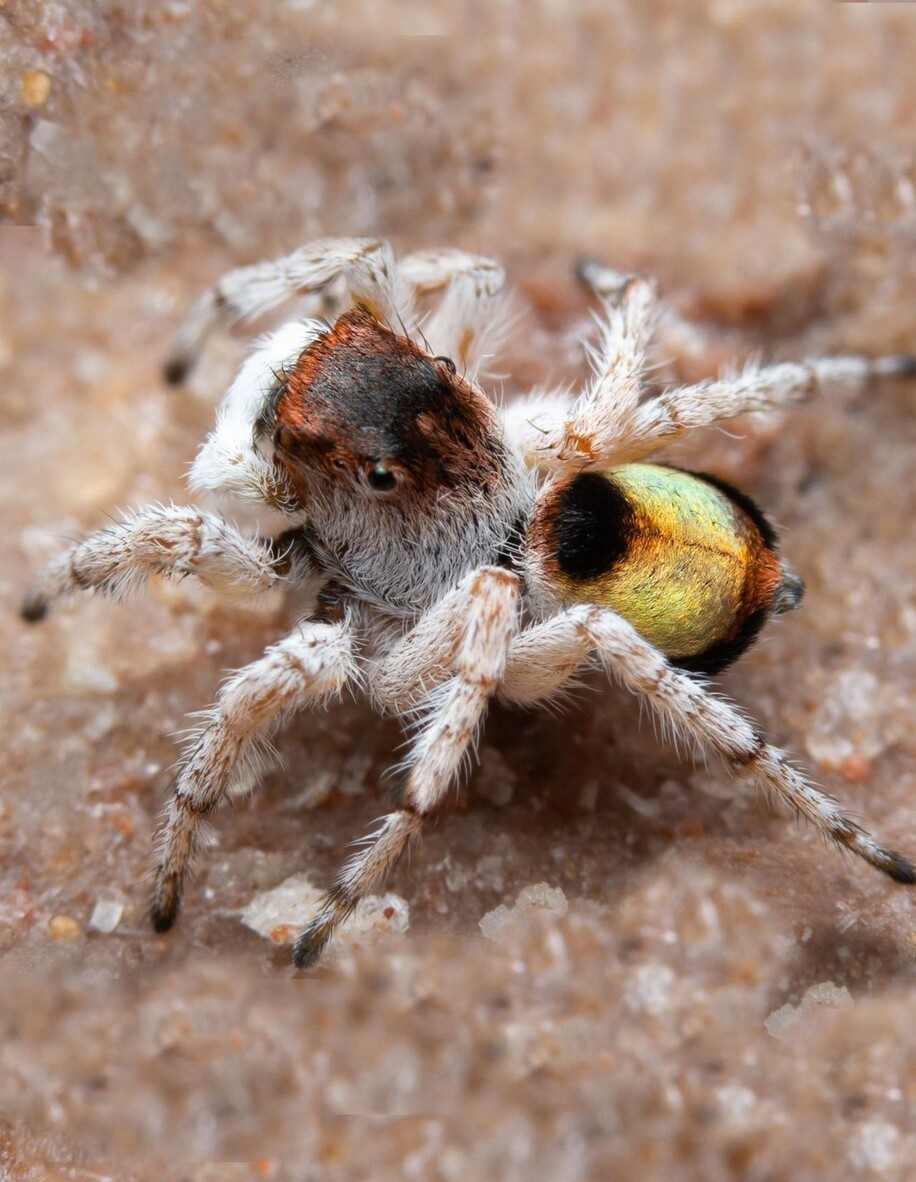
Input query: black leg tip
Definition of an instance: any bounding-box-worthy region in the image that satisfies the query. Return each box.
[885,852,916,885]
[873,354,916,380]
[885,354,916,380]
[20,593,48,623]
[162,356,190,386]
[151,905,177,933]
[292,926,329,969]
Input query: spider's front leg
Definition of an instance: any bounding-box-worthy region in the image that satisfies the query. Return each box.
[293,566,520,968]
[365,567,518,716]
[500,608,915,884]
[152,616,356,933]
[19,505,313,623]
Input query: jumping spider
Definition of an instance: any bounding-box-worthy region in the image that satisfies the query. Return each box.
[22,238,916,967]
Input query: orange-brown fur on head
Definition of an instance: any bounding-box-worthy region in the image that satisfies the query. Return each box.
[271,308,506,505]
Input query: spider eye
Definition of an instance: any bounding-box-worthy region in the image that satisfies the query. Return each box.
[367,463,397,492]
[435,355,457,375]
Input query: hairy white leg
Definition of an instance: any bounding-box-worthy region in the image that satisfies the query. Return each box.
[398,248,507,376]
[578,257,722,374]
[500,607,915,884]
[366,567,516,715]
[514,257,916,472]
[164,238,410,383]
[502,258,734,470]
[508,350,916,473]
[503,274,660,470]
[604,353,916,465]
[19,505,304,622]
[500,387,574,470]
[152,619,356,932]
[500,613,593,706]
[293,567,519,967]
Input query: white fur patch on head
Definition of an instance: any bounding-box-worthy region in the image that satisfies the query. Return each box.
[189,320,325,506]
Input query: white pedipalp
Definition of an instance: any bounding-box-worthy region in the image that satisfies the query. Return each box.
[188,319,324,507]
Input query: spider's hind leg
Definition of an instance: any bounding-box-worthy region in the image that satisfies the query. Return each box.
[499,606,915,885]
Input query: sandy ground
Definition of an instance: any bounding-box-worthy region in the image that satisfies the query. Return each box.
[2,1,916,1179]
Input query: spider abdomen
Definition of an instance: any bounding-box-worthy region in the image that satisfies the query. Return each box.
[529,464,802,674]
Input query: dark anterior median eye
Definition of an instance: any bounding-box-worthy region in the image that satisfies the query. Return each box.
[435,356,457,375]
[367,463,397,491]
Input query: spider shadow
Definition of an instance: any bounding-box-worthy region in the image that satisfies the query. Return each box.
[764,914,916,1012]
[468,682,712,890]
[743,846,916,1007]
[479,683,916,1002]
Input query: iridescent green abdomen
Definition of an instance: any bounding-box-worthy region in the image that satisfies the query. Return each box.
[531,464,802,674]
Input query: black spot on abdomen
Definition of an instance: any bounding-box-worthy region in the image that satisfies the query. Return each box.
[554,471,637,581]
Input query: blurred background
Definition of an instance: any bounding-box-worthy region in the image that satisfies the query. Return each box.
[2,1,916,1179]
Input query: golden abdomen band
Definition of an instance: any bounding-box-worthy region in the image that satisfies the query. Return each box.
[535,464,797,674]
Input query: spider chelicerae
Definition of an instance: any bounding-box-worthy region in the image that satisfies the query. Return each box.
[22,238,916,966]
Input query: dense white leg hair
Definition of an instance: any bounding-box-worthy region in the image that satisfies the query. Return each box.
[151,618,356,933]
[507,258,916,472]
[19,505,300,622]
[500,606,915,885]
[398,248,507,376]
[163,238,411,384]
[366,567,515,715]
[293,567,519,968]
[600,354,916,465]
[502,273,659,469]
[578,257,728,373]
[509,345,916,474]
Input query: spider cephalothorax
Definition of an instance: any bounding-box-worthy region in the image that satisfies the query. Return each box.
[272,306,506,497]
[22,238,916,967]
[268,305,528,614]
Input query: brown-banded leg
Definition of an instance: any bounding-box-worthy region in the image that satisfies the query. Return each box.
[20,505,301,622]
[293,567,520,968]
[151,618,356,933]
[164,238,409,384]
[499,606,915,884]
